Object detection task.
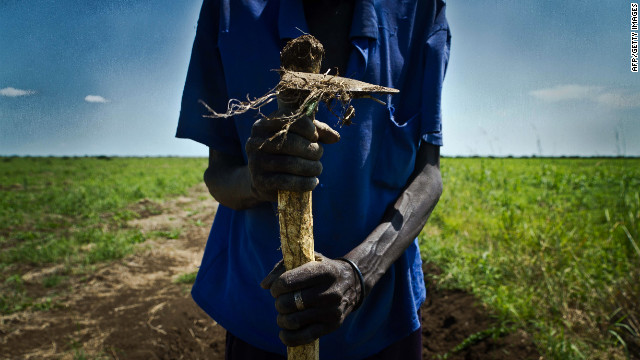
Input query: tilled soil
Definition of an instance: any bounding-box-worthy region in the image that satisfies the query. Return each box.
[0,184,540,359]
[420,263,540,360]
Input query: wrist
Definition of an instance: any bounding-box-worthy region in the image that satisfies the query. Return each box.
[335,257,366,310]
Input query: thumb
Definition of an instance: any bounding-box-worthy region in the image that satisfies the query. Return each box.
[260,260,286,290]
[314,120,340,144]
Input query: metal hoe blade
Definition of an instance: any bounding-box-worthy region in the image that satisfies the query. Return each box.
[279,70,399,96]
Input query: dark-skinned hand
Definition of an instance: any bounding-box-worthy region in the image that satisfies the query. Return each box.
[245,104,340,203]
[260,253,362,347]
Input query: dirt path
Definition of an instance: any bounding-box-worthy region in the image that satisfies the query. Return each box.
[1,184,540,359]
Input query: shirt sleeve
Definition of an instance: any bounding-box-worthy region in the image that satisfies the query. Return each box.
[420,0,451,146]
[175,0,242,155]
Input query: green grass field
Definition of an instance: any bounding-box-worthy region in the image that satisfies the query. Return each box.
[421,158,640,359]
[1,156,638,359]
[0,157,207,314]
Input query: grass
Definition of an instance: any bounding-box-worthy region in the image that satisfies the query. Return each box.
[440,325,513,359]
[420,158,640,359]
[0,156,206,314]
[174,271,198,284]
[2,156,638,359]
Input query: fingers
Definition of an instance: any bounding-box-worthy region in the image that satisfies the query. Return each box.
[314,120,340,144]
[274,286,342,315]
[246,116,335,196]
[275,289,307,314]
[246,133,324,161]
[252,116,318,142]
[260,173,319,193]
[264,256,351,346]
[257,153,323,177]
[246,137,322,194]
[269,261,336,298]
[260,260,285,290]
[279,323,340,347]
[252,116,340,145]
[277,307,342,330]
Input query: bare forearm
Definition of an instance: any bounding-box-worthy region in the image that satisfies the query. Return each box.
[343,144,442,294]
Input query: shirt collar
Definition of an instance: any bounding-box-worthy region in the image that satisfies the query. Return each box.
[278,0,379,41]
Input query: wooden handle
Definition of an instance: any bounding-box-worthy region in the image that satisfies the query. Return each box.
[278,191,315,269]
[277,190,319,360]
[277,34,324,360]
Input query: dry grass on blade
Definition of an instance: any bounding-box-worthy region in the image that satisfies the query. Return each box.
[199,69,363,127]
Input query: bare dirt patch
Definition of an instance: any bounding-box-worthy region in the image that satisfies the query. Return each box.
[1,183,224,360]
[421,263,540,360]
[1,183,541,359]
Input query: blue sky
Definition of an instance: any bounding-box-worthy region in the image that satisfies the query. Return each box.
[1,0,638,156]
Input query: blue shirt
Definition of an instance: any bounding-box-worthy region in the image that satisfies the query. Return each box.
[176,1,450,359]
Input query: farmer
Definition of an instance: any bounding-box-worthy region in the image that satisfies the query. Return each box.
[176,0,450,359]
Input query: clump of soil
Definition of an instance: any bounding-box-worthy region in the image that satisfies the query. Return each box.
[280,34,324,74]
[129,198,163,219]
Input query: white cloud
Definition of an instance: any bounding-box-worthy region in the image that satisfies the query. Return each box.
[529,85,601,102]
[0,87,36,97]
[531,85,640,109]
[84,95,109,103]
